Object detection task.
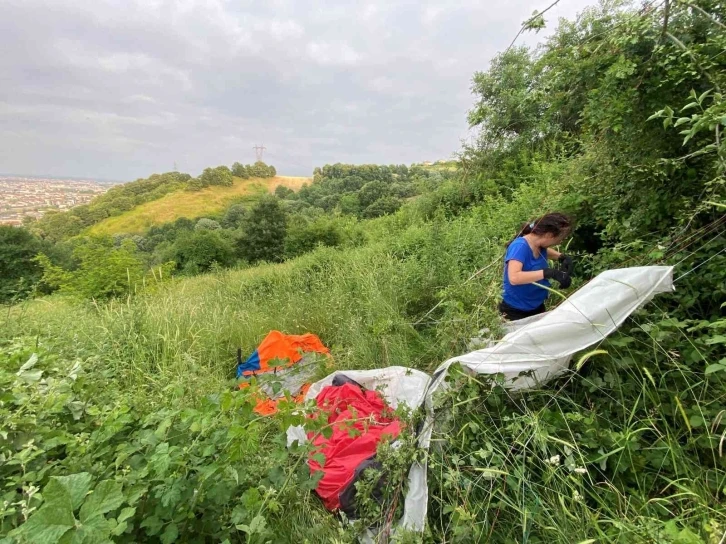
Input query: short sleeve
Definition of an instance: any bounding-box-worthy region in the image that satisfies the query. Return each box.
[505,239,530,264]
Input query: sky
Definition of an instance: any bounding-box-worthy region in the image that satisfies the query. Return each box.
[0,0,595,181]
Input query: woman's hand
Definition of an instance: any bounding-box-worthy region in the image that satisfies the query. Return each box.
[544,267,572,288]
[558,254,574,275]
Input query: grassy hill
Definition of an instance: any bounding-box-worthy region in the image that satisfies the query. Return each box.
[88,175,309,235]
[2,2,725,542]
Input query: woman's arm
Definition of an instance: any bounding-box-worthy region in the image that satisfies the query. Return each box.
[546,247,561,261]
[507,260,545,285]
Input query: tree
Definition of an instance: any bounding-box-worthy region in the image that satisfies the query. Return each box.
[0,226,43,302]
[33,212,84,243]
[172,230,236,274]
[468,47,545,144]
[274,185,294,199]
[195,166,234,189]
[284,217,342,258]
[195,218,221,231]
[238,195,288,263]
[231,162,250,178]
[36,237,145,299]
[221,203,247,229]
[338,194,360,216]
[358,180,391,208]
[362,196,402,218]
[249,161,276,178]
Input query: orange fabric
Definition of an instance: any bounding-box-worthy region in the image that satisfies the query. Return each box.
[247,382,314,416]
[238,331,329,416]
[242,330,330,377]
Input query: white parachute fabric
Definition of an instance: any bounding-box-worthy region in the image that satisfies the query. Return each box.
[305,366,431,409]
[288,266,674,534]
[402,265,674,531]
[286,366,431,448]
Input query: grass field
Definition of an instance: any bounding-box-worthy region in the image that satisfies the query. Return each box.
[88,175,310,235]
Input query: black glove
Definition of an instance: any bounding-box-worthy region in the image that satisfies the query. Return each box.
[558,254,574,276]
[544,267,572,289]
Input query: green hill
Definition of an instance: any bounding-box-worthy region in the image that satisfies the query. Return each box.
[88,175,309,235]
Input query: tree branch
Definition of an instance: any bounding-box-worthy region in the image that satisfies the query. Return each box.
[506,0,563,53]
[661,0,670,40]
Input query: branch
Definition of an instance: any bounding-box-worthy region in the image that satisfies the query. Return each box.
[678,0,726,30]
[661,0,670,40]
[506,0,563,53]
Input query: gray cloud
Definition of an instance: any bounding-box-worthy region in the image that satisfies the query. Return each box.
[0,0,593,180]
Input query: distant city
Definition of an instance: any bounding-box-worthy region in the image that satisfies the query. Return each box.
[0,175,115,226]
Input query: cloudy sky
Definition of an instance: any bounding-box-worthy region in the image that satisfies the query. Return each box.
[0,0,594,181]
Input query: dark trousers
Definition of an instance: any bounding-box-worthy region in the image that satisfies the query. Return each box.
[498,301,546,321]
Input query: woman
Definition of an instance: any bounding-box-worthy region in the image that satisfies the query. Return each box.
[500,213,574,321]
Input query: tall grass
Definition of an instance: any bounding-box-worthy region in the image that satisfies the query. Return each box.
[3,173,723,542]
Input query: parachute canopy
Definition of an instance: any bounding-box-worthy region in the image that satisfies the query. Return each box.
[237,330,330,415]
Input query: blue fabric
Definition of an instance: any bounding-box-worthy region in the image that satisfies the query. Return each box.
[236,350,261,378]
[502,237,550,311]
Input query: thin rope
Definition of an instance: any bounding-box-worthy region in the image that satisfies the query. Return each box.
[674,245,726,282]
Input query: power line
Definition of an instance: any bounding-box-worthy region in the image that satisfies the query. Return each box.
[252,144,267,162]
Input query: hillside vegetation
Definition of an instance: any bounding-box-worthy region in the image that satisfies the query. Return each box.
[1,1,725,543]
[88,176,309,236]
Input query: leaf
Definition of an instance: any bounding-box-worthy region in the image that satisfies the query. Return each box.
[225,466,239,485]
[18,369,44,383]
[79,480,124,522]
[160,523,178,544]
[689,415,705,428]
[249,515,267,534]
[705,335,726,345]
[72,512,112,544]
[17,353,39,374]
[698,89,711,104]
[47,473,93,511]
[674,117,691,127]
[140,515,163,536]
[674,396,691,434]
[16,504,75,544]
[681,101,699,111]
[237,515,267,536]
[111,520,128,536]
[116,507,135,524]
[576,350,608,371]
[705,364,726,375]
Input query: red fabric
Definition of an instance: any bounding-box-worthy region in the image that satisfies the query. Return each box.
[308,383,401,510]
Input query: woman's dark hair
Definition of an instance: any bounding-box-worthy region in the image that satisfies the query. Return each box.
[506,212,573,247]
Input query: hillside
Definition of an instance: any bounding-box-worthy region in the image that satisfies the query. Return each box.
[88,175,309,235]
[1,2,725,543]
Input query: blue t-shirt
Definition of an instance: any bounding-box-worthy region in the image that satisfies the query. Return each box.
[502,237,550,311]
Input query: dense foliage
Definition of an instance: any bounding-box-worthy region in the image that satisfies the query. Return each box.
[1,1,725,542]
[287,163,455,218]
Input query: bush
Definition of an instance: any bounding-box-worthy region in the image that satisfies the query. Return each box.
[35,237,146,299]
[172,230,236,273]
[0,226,44,303]
[195,218,221,231]
[284,217,342,258]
